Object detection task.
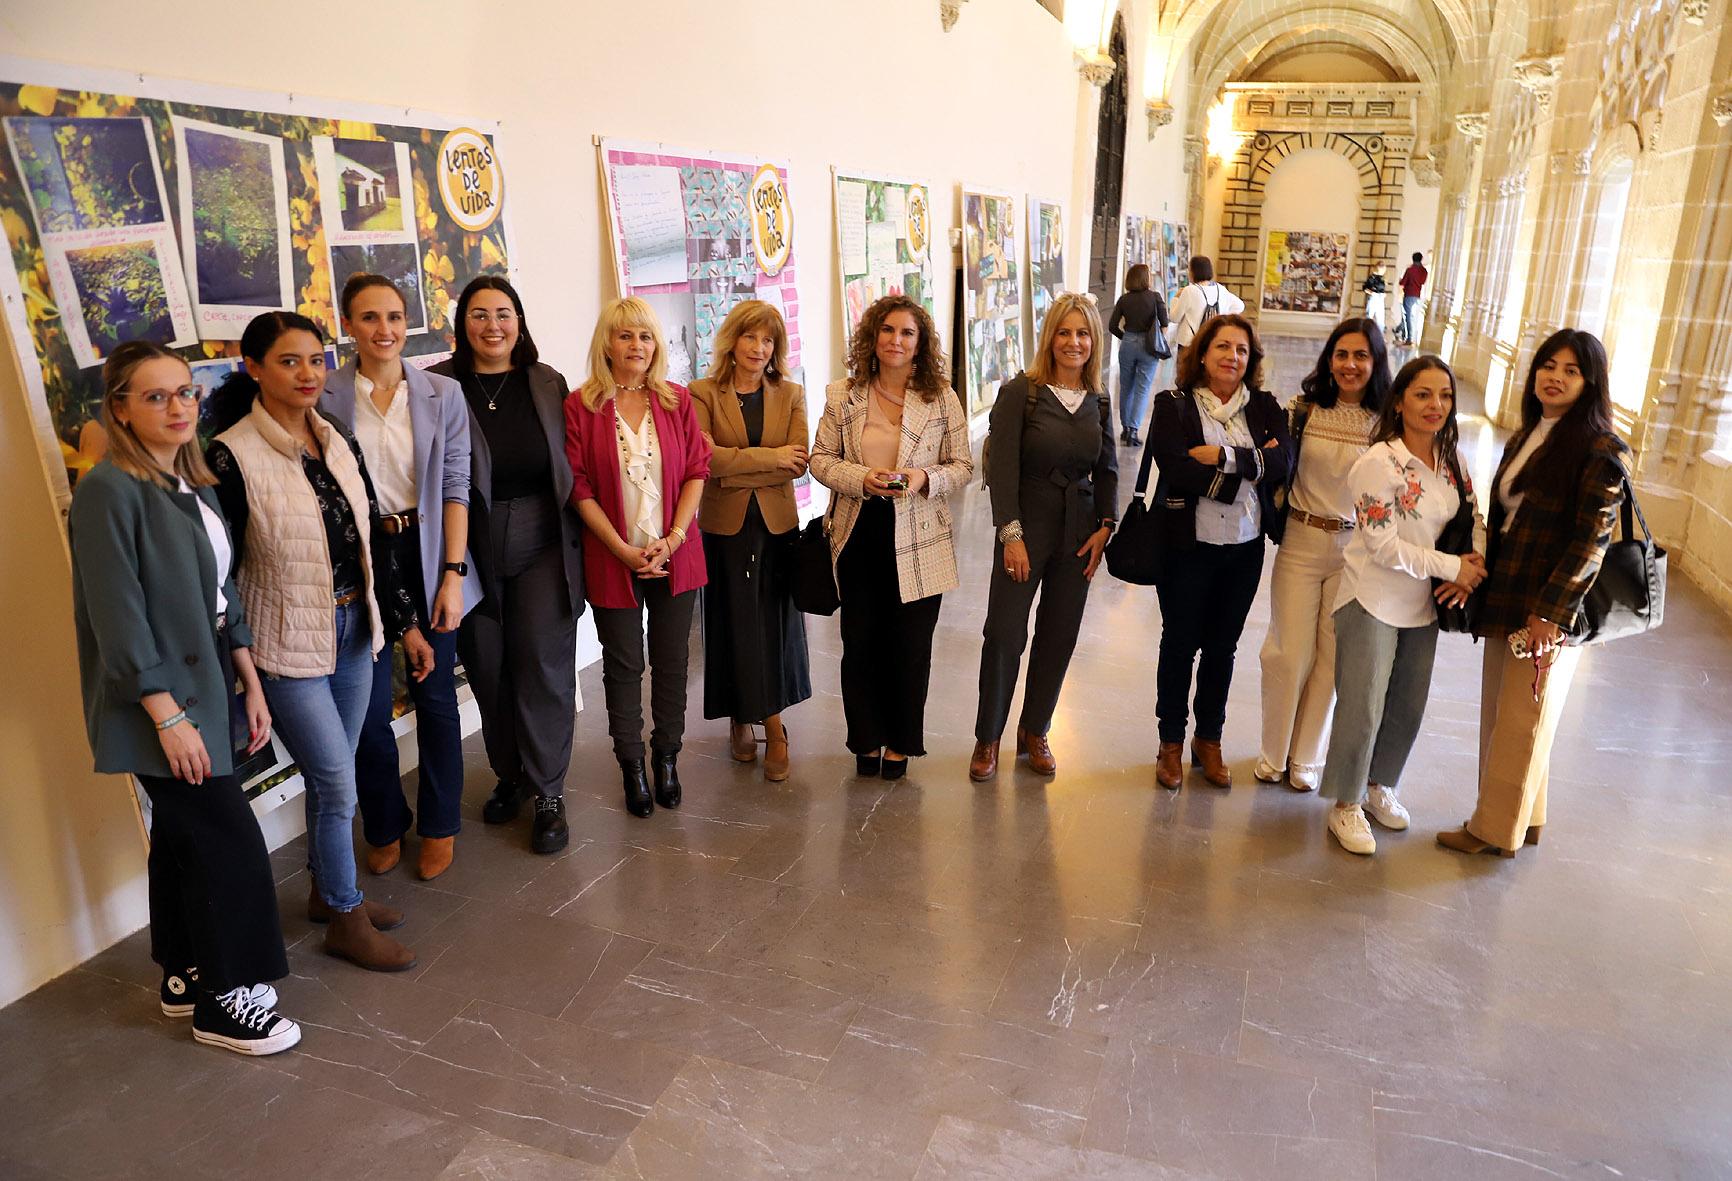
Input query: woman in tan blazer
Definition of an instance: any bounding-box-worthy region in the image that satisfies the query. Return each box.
[810,294,973,780]
[690,301,812,782]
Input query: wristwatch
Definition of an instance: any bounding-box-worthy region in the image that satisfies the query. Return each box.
[441,561,469,576]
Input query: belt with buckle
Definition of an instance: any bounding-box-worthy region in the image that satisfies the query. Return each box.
[333,587,363,607]
[378,510,419,535]
[1289,508,1352,533]
[214,611,228,633]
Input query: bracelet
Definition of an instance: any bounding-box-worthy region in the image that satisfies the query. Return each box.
[668,525,688,547]
[155,709,188,731]
[997,521,1024,544]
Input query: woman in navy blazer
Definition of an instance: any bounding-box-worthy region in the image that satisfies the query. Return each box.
[323,273,482,881]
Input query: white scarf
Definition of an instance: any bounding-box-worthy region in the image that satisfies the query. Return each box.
[1194,384,1253,447]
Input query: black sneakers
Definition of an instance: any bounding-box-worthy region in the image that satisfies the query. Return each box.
[161,967,278,1018]
[192,986,301,1056]
[531,795,569,854]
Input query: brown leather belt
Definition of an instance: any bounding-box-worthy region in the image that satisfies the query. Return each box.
[333,588,363,607]
[1289,508,1352,533]
[378,510,419,535]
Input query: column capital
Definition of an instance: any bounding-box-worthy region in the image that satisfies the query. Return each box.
[1681,0,1709,24]
[1455,111,1490,140]
[1146,101,1175,139]
[940,0,967,32]
[1077,51,1116,87]
[1512,53,1565,112]
[1712,89,1732,128]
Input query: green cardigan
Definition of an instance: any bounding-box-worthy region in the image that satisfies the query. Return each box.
[69,459,255,777]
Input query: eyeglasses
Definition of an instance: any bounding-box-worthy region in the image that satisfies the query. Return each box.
[466,309,517,324]
[121,384,207,408]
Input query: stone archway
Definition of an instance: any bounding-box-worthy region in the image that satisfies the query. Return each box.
[1216,128,1409,319]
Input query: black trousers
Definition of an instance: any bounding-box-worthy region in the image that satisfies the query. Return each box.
[975,531,1093,743]
[136,772,288,993]
[1154,538,1265,743]
[837,497,943,757]
[592,576,698,762]
[458,494,578,798]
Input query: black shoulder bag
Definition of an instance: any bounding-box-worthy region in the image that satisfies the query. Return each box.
[1105,436,1164,585]
[1431,450,1478,634]
[1573,472,1666,645]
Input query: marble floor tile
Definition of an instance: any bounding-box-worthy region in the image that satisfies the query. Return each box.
[605,1057,937,1179]
[436,1131,610,1179]
[915,1115,1199,1179]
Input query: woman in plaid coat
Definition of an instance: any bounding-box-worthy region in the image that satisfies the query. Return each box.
[810,295,973,779]
[1438,329,1628,858]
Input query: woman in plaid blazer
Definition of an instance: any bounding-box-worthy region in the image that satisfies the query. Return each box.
[1438,330,1628,858]
[811,295,973,779]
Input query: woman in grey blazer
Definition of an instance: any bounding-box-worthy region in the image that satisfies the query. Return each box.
[429,276,585,855]
[69,341,298,1056]
[324,273,483,881]
[971,294,1118,780]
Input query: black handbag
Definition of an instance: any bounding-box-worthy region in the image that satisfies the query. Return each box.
[1431,452,1478,634]
[1573,475,1666,645]
[1146,293,1173,359]
[788,512,840,616]
[1105,438,1164,585]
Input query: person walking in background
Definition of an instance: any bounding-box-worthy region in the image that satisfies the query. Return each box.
[1147,314,1291,790]
[1362,266,1388,331]
[70,341,298,1055]
[810,294,973,780]
[566,297,710,819]
[1319,356,1485,855]
[324,273,480,882]
[971,293,1117,781]
[1106,264,1167,447]
[1397,252,1428,344]
[690,300,810,783]
[429,277,585,856]
[1167,256,1246,357]
[1256,319,1389,792]
[1438,329,1628,859]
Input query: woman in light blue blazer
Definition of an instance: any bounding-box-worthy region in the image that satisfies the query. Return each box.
[323,272,482,881]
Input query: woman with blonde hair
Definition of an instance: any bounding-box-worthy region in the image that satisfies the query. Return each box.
[810,294,972,779]
[690,300,811,781]
[70,340,297,1053]
[970,293,1118,780]
[564,297,711,816]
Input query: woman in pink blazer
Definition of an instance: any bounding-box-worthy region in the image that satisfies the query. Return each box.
[565,297,711,818]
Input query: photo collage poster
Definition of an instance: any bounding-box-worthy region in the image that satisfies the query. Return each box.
[960,186,1023,418]
[1118,214,1149,296]
[1026,197,1065,343]
[598,138,800,389]
[311,136,429,342]
[0,77,513,505]
[1262,228,1351,314]
[831,169,935,345]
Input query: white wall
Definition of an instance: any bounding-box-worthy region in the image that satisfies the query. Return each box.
[1397,172,1439,308]
[1254,147,1362,335]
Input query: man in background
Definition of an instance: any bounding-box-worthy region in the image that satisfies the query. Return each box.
[1398,252,1428,344]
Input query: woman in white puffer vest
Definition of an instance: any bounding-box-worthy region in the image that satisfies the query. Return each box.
[206,311,431,974]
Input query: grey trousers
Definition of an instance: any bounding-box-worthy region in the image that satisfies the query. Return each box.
[592,577,697,762]
[1319,598,1439,805]
[458,495,578,799]
[974,532,1093,743]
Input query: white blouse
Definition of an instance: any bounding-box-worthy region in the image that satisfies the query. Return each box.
[181,479,230,616]
[1497,417,1556,520]
[616,406,664,548]
[1336,439,1484,629]
[1194,391,1261,546]
[353,373,417,515]
[1292,403,1377,521]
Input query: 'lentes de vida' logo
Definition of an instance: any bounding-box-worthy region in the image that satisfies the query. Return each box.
[748,164,792,277]
[904,184,930,258]
[437,127,504,233]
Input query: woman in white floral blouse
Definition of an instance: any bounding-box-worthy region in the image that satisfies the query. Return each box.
[1317,356,1487,855]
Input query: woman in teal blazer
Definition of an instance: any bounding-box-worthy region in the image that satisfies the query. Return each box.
[69,341,298,1057]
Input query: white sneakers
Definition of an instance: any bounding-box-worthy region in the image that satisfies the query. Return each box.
[1328,805,1376,855]
[1254,758,1318,792]
[1253,758,1283,784]
[1364,785,1410,830]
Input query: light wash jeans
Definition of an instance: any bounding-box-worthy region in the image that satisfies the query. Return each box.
[264,600,374,912]
[1319,599,1439,805]
[1117,334,1161,436]
[1400,295,1421,342]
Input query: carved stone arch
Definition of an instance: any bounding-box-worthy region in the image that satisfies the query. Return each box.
[1216,129,1404,320]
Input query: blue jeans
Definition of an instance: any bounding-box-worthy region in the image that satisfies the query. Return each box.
[1117,335,1160,435]
[264,600,374,913]
[1401,295,1420,341]
[355,624,461,845]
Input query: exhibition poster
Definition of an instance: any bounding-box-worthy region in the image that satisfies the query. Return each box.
[832,168,935,345]
[1027,197,1064,341]
[0,74,513,509]
[960,185,1023,418]
[598,138,801,387]
[1262,228,1350,314]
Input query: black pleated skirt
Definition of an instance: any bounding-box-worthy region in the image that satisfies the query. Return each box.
[701,500,813,722]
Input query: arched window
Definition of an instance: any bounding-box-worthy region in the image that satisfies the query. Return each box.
[1578,157,1634,342]
[1087,13,1129,308]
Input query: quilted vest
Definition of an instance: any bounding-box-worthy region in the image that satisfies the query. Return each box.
[218,401,385,677]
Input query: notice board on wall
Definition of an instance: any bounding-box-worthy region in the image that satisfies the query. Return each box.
[960,185,1024,418]
[1026,196,1065,344]
[0,59,515,513]
[1261,228,1351,314]
[832,168,936,347]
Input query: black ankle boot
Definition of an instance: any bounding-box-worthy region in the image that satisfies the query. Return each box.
[652,751,682,809]
[481,778,526,825]
[621,759,653,818]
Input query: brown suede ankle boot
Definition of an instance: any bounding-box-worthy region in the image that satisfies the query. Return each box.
[763,716,790,782]
[1156,742,1184,790]
[324,907,417,972]
[1191,739,1232,788]
[417,836,455,881]
[307,879,406,931]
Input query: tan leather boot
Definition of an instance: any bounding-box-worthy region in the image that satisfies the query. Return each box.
[1191,739,1232,788]
[307,879,406,931]
[324,907,417,972]
[730,723,758,763]
[1016,727,1057,775]
[1156,742,1184,790]
[365,838,402,875]
[417,836,455,881]
[763,716,790,782]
